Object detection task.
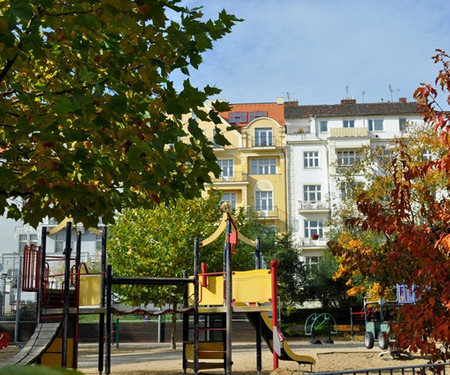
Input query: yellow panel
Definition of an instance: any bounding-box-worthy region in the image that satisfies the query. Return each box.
[232,270,271,304]
[189,270,272,306]
[189,276,224,306]
[185,342,224,360]
[79,275,102,307]
[41,338,74,367]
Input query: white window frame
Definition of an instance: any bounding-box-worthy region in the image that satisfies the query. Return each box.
[304,220,323,239]
[221,192,237,210]
[303,185,322,202]
[343,119,355,128]
[250,158,276,175]
[217,159,234,178]
[255,190,273,211]
[368,119,384,131]
[337,150,357,165]
[304,151,319,168]
[319,120,328,132]
[19,233,38,252]
[254,128,273,147]
[52,231,76,253]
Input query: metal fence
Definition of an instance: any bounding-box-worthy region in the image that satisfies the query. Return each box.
[314,362,449,375]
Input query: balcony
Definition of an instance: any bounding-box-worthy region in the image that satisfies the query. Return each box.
[330,127,368,137]
[298,201,329,213]
[255,206,279,220]
[249,136,284,148]
[212,172,249,184]
[300,238,327,248]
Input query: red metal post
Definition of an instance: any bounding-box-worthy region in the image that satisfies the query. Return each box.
[270,258,279,370]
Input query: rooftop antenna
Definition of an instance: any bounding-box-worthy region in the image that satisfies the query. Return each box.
[389,84,400,102]
[345,85,349,98]
[282,91,296,102]
[362,90,365,103]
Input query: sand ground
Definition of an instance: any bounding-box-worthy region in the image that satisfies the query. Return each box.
[0,338,433,374]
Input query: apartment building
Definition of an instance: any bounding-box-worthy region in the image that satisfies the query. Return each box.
[285,98,422,264]
[193,99,288,232]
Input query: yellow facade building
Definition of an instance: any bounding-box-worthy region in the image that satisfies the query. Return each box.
[185,100,288,232]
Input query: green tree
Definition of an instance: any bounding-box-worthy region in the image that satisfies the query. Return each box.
[302,250,359,310]
[329,50,450,361]
[107,192,255,347]
[0,1,239,228]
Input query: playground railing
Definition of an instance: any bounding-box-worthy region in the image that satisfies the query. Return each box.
[313,362,449,375]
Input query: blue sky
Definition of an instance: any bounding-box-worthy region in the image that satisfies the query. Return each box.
[181,0,449,106]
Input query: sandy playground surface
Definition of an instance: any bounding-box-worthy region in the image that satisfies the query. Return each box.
[0,337,433,375]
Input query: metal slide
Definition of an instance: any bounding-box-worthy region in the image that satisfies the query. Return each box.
[0,322,61,368]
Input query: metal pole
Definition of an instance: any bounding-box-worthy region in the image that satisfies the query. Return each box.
[255,237,262,374]
[37,226,47,324]
[105,265,112,375]
[270,259,279,370]
[193,238,199,375]
[14,252,22,343]
[350,307,354,340]
[225,219,232,375]
[62,221,72,368]
[99,226,107,375]
[255,237,261,270]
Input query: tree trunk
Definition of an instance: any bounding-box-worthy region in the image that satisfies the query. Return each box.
[170,301,177,350]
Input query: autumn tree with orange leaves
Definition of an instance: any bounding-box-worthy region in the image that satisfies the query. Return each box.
[329,49,449,361]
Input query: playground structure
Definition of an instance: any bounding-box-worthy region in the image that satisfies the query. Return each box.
[304,312,338,344]
[0,204,316,374]
[0,218,107,371]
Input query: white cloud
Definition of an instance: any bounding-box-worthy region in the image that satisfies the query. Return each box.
[184,0,450,105]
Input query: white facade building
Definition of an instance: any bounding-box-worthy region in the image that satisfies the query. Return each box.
[285,98,423,264]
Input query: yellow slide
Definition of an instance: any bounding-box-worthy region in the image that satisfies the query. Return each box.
[247,311,316,368]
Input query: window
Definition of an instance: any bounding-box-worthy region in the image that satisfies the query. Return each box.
[303,185,322,202]
[337,150,357,165]
[221,192,237,210]
[304,220,323,239]
[217,159,234,178]
[319,120,328,132]
[52,231,75,253]
[254,128,273,146]
[250,158,276,175]
[228,112,247,124]
[368,119,384,131]
[96,235,103,251]
[18,233,38,252]
[340,182,354,200]
[255,191,273,211]
[399,118,407,132]
[343,120,355,128]
[305,256,321,265]
[304,151,319,168]
[249,111,268,121]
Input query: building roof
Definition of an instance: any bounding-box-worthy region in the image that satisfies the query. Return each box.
[284,99,420,119]
[220,102,285,126]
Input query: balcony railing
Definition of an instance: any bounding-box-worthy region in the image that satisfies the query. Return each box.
[249,136,284,148]
[298,201,329,211]
[212,172,249,183]
[330,127,368,137]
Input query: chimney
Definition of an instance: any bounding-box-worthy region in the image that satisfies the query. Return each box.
[399,97,407,103]
[341,98,357,105]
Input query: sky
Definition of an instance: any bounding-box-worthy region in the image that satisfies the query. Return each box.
[180,0,450,106]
